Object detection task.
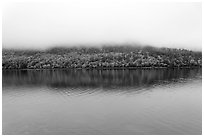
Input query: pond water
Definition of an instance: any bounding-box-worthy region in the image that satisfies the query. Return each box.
[2,68,202,135]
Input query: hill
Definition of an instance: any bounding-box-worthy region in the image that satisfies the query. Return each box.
[2,45,202,69]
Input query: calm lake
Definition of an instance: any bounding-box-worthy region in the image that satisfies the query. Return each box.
[2,68,202,135]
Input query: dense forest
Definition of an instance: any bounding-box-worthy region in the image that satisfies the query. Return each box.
[2,45,202,69]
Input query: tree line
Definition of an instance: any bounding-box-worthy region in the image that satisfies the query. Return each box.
[2,45,202,69]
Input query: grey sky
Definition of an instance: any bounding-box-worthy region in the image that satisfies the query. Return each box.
[2,1,202,51]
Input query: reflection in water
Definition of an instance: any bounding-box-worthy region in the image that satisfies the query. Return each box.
[3,68,202,89]
[2,68,202,135]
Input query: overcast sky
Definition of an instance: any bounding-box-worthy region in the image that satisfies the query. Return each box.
[2,1,202,51]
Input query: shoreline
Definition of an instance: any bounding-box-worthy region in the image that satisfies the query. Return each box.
[2,66,202,71]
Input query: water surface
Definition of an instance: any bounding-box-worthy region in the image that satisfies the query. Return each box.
[2,68,202,135]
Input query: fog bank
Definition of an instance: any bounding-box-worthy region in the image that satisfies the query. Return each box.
[2,1,202,51]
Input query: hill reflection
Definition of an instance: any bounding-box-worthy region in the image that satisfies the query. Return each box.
[3,69,201,90]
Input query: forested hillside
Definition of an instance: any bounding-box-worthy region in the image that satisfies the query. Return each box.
[2,45,202,69]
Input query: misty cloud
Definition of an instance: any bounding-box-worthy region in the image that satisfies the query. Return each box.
[2,1,202,51]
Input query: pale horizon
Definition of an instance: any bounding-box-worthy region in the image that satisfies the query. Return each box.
[2,1,202,51]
